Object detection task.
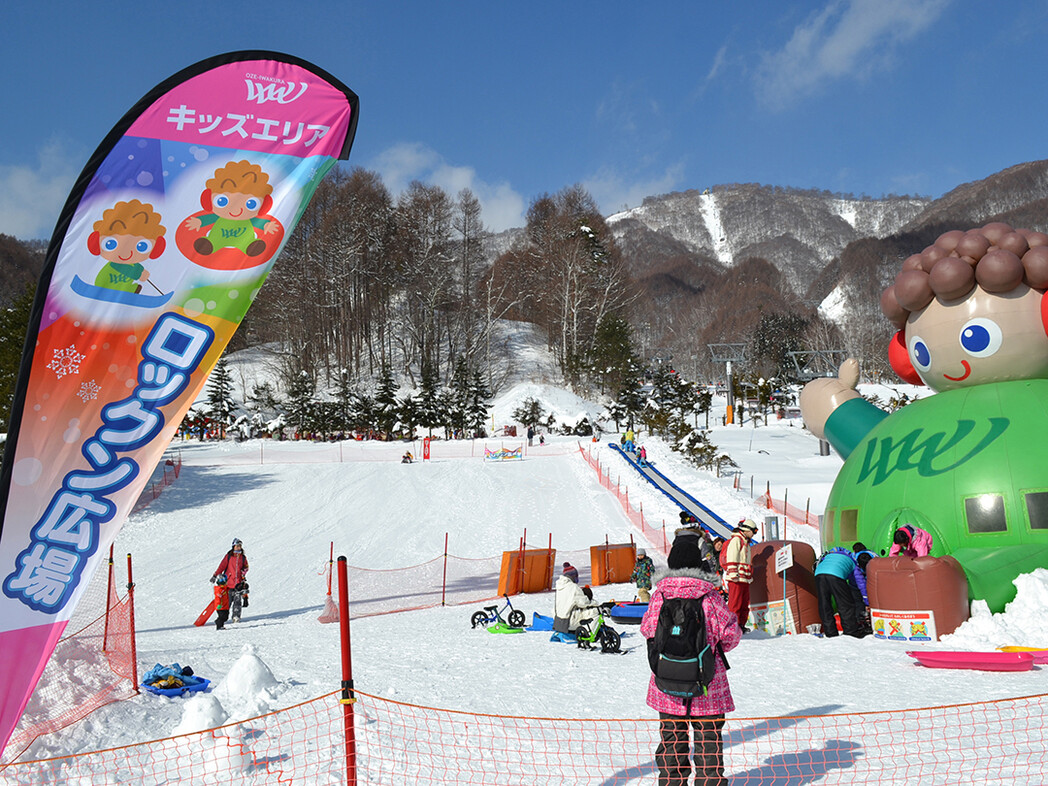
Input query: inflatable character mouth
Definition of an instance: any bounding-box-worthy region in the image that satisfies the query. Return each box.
[943,360,971,382]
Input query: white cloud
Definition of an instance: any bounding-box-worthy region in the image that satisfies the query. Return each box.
[0,139,82,240]
[583,163,687,217]
[706,44,729,85]
[370,142,526,232]
[755,0,951,110]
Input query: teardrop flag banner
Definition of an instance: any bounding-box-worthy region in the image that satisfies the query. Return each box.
[0,51,358,754]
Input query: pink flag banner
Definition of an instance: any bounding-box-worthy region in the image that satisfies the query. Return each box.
[0,51,358,754]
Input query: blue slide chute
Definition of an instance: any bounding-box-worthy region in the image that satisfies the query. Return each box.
[609,443,735,540]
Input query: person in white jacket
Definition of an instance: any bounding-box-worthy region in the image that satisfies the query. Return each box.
[552,574,599,634]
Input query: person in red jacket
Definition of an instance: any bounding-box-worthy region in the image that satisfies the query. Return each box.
[213,574,230,630]
[212,538,249,623]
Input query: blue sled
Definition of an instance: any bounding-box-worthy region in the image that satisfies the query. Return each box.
[141,677,210,697]
[71,274,173,308]
[550,631,577,643]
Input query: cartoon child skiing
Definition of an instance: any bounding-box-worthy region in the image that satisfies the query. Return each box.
[183,160,278,257]
[88,200,166,293]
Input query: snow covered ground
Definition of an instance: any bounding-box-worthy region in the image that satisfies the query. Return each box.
[7,383,1048,773]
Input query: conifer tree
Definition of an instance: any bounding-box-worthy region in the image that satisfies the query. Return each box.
[417,360,444,436]
[466,369,491,436]
[205,357,237,439]
[284,370,316,436]
[374,366,399,436]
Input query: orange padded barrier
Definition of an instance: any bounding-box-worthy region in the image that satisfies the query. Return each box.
[590,543,636,586]
[497,548,556,595]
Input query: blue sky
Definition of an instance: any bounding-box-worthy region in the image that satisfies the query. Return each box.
[3,0,1047,240]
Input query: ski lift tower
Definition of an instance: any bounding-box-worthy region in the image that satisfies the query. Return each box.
[786,349,848,382]
[707,343,747,425]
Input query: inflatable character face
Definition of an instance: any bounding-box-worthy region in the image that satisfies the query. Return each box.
[904,285,1048,392]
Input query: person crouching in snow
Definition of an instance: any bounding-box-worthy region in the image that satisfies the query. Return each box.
[213,574,230,630]
[889,524,933,558]
[552,574,599,634]
[641,537,741,786]
[631,548,656,602]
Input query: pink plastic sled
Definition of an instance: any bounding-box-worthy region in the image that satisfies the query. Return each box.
[907,650,1035,672]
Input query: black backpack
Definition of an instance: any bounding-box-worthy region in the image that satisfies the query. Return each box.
[647,596,727,699]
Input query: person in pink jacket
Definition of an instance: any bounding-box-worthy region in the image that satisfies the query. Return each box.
[888,524,933,558]
[641,536,742,786]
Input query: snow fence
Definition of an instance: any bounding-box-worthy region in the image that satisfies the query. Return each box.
[3,689,1047,783]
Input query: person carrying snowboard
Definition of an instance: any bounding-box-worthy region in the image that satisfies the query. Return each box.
[212,538,249,623]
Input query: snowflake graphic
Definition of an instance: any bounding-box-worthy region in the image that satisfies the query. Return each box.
[77,379,102,402]
[46,345,86,379]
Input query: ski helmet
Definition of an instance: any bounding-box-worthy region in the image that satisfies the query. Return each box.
[216,573,227,584]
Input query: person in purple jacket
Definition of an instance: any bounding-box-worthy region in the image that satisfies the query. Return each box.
[641,536,742,786]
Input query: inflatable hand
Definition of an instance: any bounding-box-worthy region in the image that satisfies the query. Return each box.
[799,358,861,440]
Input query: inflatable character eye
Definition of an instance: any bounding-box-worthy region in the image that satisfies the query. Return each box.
[959,318,1003,358]
[245,197,260,211]
[215,194,230,208]
[135,239,153,255]
[102,237,119,252]
[909,336,932,372]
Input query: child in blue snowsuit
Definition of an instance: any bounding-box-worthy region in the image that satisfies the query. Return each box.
[814,547,867,638]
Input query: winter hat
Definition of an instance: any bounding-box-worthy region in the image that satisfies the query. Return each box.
[232,538,243,549]
[636,548,646,558]
[667,537,702,570]
[563,562,572,569]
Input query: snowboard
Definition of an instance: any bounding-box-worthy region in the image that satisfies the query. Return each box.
[194,598,217,627]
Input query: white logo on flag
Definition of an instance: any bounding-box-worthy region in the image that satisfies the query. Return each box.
[244,80,308,105]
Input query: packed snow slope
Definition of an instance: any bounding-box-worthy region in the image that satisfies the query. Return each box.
[14,384,1048,762]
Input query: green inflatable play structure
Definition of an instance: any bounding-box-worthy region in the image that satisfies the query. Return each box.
[802,222,1048,613]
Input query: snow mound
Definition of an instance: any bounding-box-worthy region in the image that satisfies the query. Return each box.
[172,693,228,737]
[213,644,282,721]
[939,568,1048,650]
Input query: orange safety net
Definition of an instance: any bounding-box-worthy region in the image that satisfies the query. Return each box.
[578,444,672,556]
[756,491,820,529]
[177,438,578,466]
[131,454,183,514]
[4,689,1048,783]
[2,560,136,764]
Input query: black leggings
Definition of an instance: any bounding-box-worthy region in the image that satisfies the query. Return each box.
[656,713,726,786]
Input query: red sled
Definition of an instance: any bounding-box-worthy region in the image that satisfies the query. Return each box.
[194,598,217,627]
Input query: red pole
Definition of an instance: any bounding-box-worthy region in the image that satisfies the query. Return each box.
[517,531,526,594]
[326,542,334,597]
[441,532,449,606]
[103,545,114,652]
[126,554,139,693]
[337,556,358,786]
[546,533,553,589]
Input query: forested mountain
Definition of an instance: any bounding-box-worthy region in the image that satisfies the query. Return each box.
[4,159,1048,404]
[603,160,1048,381]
